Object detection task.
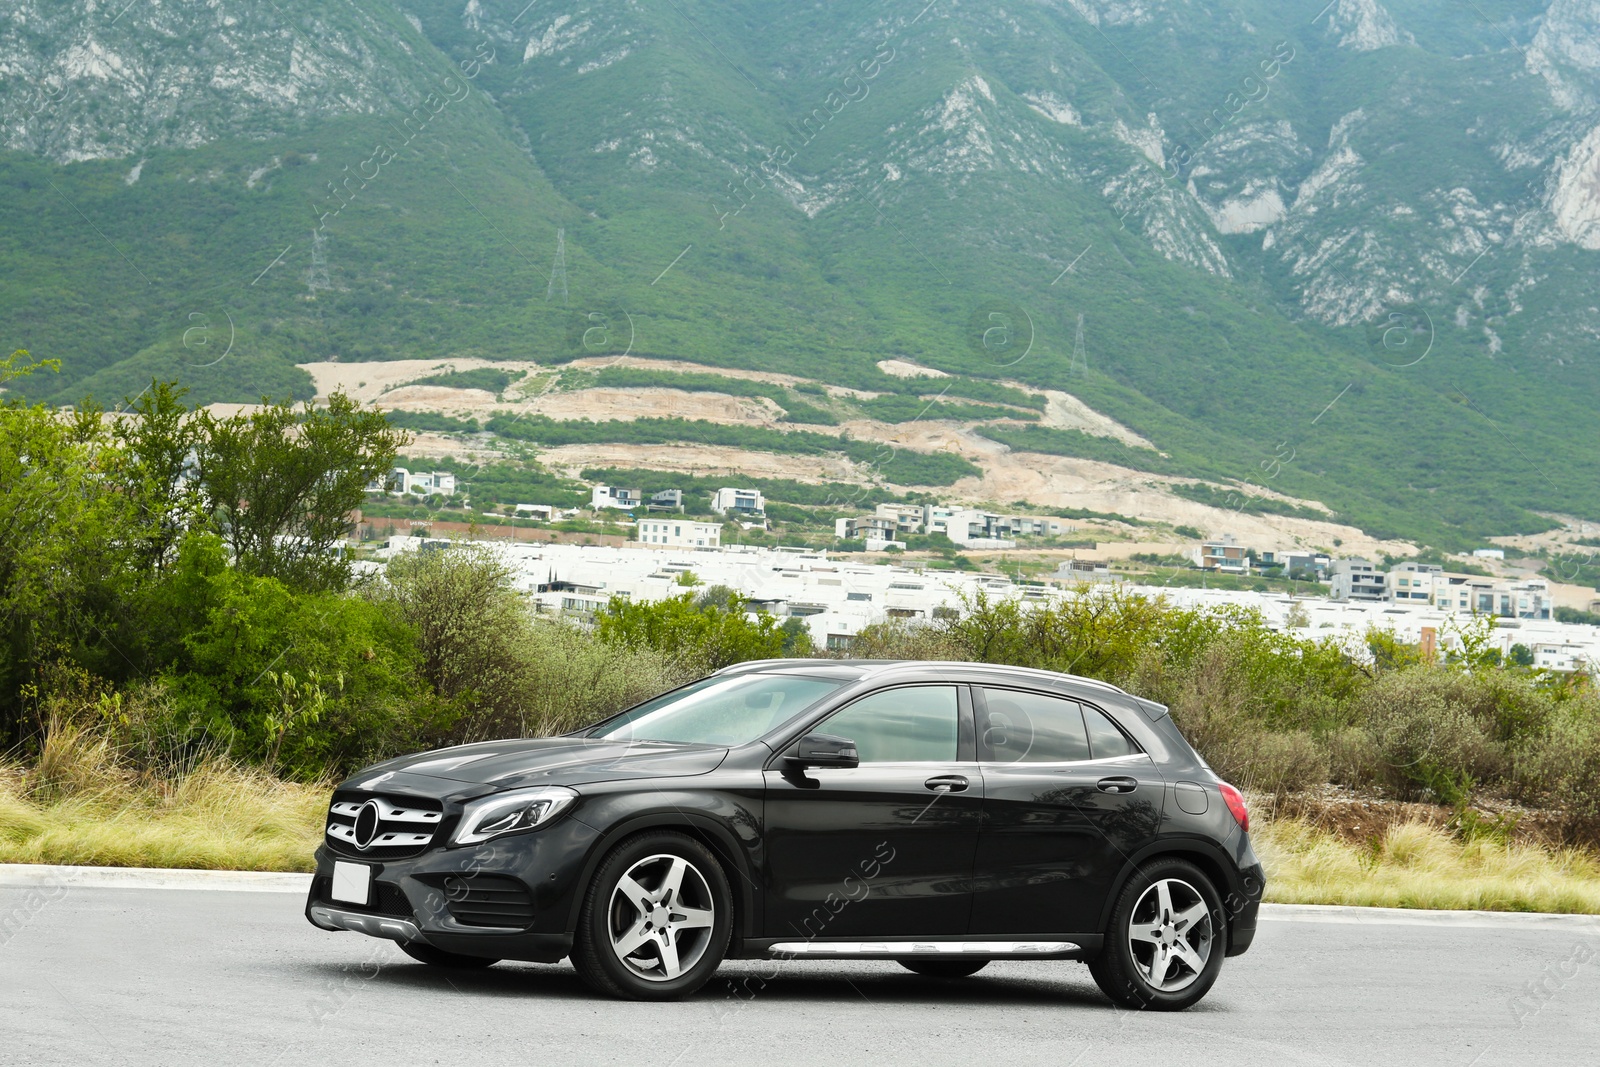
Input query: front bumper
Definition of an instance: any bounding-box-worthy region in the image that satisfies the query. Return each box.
[304,813,602,963]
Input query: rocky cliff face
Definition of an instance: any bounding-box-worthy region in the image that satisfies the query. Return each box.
[0,1,438,164]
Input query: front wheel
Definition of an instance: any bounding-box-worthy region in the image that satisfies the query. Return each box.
[571,831,732,1000]
[1089,858,1225,1011]
[900,959,988,978]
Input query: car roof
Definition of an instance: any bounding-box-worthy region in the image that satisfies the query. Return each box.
[713,658,1127,696]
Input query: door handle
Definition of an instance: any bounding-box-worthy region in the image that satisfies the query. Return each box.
[924,775,969,793]
[1096,776,1138,794]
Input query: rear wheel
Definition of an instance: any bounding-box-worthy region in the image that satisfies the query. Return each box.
[899,959,988,978]
[1089,858,1225,1011]
[398,942,499,969]
[571,831,732,1000]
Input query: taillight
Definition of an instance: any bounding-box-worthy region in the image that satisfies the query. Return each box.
[1219,781,1249,832]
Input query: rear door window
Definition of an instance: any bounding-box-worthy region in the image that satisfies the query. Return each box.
[978,689,1090,763]
[1082,705,1141,759]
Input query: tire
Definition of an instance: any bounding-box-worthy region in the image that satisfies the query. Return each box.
[571,831,733,1001]
[1088,858,1226,1011]
[899,959,989,979]
[399,942,500,969]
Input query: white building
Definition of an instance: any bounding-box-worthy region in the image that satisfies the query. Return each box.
[1385,562,1442,604]
[1330,559,1385,601]
[637,519,722,548]
[592,485,642,511]
[873,503,927,534]
[1194,538,1251,574]
[710,488,765,518]
[923,505,1016,549]
[367,538,1600,672]
[374,467,456,497]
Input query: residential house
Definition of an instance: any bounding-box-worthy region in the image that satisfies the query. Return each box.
[710,487,766,519]
[647,489,684,512]
[375,467,456,497]
[1386,562,1442,603]
[835,515,902,552]
[637,519,722,548]
[592,485,642,510]
[1330,559,1385,601]
[873,503,927,535]
[1195,538,1251,575]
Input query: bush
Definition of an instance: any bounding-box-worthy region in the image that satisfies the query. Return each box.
[511,619,692,738]
[596,592,786,672]
[366,544,692,742]
[1518,706,1600,844]
[1355,669,1507,803]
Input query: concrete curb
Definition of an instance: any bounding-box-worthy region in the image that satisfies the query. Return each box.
[2,864,1598,928]
[0,864,311,894]
[1258,902,1600,929]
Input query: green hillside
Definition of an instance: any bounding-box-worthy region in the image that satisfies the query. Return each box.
[2,0,1597,549]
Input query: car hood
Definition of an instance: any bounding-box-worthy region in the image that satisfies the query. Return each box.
[341,737,729,794]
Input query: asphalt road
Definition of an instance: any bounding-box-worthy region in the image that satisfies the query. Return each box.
[2,884,1597,1067]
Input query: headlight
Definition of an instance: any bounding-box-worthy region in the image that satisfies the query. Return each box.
[452,786,578,845]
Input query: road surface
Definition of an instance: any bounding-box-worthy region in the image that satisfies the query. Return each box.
[1,878,1596,1066]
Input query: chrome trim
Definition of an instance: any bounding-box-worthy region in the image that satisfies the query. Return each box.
[326,823,434,849]
[309,905,422,943]
[329,799,442,824]
[326,796,442,853]
[766,940,1080,958]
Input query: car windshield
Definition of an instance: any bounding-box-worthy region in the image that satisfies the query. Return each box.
[588,673,846,746]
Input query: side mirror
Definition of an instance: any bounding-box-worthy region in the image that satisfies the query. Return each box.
[785,732,859,770]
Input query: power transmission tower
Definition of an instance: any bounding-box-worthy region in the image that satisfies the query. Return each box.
[1068,312,1088,376]
[306,229,332,296]
[546,227,569,305]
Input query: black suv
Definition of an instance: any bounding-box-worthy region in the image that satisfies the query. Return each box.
[305,659,1264,1009]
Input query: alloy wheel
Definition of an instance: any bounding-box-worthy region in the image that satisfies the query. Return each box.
[1126,877,1214,993]
[606,853,717,982]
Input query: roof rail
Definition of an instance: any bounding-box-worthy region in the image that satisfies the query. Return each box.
[862,660,1127,694]
[714,658,1126,694]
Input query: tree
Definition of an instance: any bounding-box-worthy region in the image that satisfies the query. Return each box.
[371,544,529,716]
[110,381,204,574]
[195,391,406,592]
[0,358,127,741]
[596,592,785,670]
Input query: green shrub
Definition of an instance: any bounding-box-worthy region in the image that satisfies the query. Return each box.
[1355,669,1506,803]
[596,592,786,672]
[509,619,692,737]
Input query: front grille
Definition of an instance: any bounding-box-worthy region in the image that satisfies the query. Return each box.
[420,873,536,929]
[325,793,444,860]
[312,876,415,919]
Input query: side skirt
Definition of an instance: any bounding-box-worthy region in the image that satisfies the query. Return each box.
[739,936,1100,961]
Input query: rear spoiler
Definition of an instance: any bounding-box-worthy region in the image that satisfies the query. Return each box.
[1133,697,1170,722]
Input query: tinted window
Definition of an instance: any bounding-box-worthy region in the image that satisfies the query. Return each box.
[980,690,1089,763]
[817,686,958,763]
[1084,705,1140,759]
[591,674,845,745]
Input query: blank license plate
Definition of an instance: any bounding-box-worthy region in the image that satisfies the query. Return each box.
[331,861,372,905]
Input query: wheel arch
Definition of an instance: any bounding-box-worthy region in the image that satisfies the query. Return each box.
[564,813,758,939]
[1095,836,1247,955]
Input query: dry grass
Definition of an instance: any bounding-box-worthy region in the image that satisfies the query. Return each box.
[1257,818,1600,914]
[7,720,1600,910]
[0,756,325,873]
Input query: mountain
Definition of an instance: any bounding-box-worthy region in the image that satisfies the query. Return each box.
[2,0,1599,549]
